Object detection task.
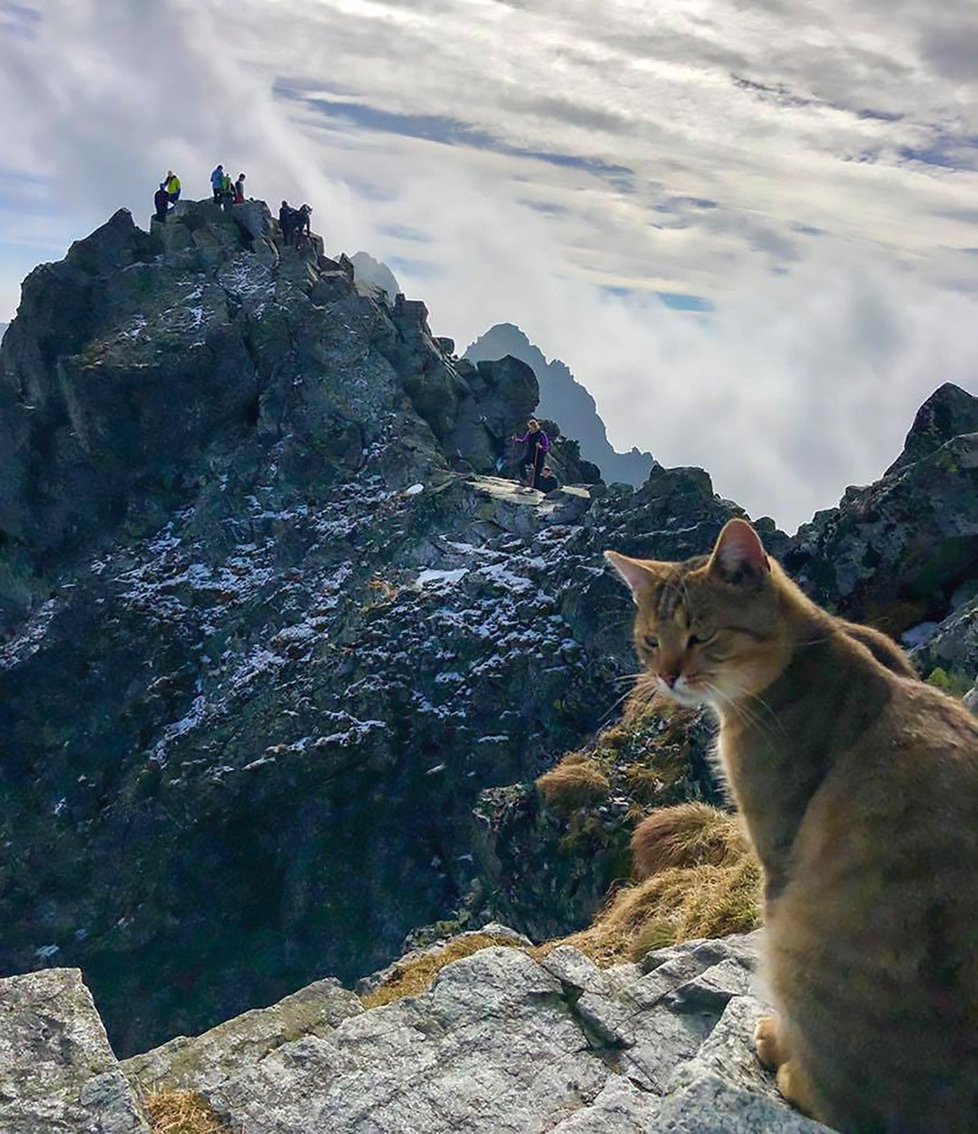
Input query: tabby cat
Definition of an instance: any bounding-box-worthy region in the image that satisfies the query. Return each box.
[605,518,978,1133]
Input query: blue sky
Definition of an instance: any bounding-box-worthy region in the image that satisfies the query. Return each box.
[2,0,978,530]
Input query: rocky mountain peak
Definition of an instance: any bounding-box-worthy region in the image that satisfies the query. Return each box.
[464,322,656,487]
[885,381,978,475]
[0,199,585,629]
[0,201,976,1133]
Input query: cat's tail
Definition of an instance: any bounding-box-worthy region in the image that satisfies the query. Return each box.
[631,802,746,881]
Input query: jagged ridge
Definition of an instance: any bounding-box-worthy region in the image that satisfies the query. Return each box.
[0,199,975,1115]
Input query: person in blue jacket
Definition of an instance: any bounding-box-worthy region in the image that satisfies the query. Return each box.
[210,164,224,203]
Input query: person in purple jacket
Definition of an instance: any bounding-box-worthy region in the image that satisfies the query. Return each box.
[512,418,550,490]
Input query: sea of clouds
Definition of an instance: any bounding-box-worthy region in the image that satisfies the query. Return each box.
[2,0,978,530]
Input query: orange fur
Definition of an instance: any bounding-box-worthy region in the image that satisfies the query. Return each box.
[606,520,978,1132]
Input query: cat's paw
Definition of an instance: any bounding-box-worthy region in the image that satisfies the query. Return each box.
[754,1015,784,1069]
[776,1059,815,1116]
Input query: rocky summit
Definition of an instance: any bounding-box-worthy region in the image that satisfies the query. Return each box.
[0,199,976,1132]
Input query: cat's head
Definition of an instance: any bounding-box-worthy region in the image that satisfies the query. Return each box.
[604,519,791,709]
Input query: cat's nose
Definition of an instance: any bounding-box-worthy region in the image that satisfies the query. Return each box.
[661,672,681,688]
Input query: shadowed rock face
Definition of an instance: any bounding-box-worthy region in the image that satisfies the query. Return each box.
[785,384,978,634]
[0,203,753,1056]
[885,382,978,475]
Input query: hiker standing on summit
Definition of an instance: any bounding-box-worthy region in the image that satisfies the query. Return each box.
[210,164,224,203]
[279,200,294,246]
[153,183,170,224]
[161,170,181,204]
[512,419,550,490]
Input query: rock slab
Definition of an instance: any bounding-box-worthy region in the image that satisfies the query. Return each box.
[121,930,833,1133]
[0,968,148,1133]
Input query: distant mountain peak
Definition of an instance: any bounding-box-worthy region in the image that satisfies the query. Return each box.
[350,252,400,306]
[464,323,655,486]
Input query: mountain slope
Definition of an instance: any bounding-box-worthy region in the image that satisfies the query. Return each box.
[464,323,655,486]
[0,200,747,1055]
[1,198,975,1082]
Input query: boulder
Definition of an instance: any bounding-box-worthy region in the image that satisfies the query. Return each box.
[787,429,978,632]
[0,968,148,1133]
[442,355,541,473]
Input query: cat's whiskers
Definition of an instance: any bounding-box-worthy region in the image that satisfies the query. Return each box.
[742,689,786,736]
[628,674,661,714]
[611,672,642,685]
[703,680,780,746]
[601,681,647,722]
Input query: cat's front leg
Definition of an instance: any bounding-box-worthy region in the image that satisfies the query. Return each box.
[754,1014,786,1069]
[756,1015,817,1117]
[776,1059,816,1116]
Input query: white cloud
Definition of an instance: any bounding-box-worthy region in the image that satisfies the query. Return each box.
[2,0,978,531]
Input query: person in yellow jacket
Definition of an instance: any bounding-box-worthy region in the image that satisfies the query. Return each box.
[161,171,181,203]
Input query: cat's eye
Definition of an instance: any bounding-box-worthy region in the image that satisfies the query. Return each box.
[643,634,659,650]
[688,631,716,647]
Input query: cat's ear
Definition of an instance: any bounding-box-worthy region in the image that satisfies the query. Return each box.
[604,550,662,603]
[708,519,770,585]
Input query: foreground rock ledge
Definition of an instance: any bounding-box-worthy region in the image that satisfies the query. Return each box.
[0,968,148,1134]
[4,932,835,1132]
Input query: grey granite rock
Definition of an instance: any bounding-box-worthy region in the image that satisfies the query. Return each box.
[206,947,609,1133]
[121,976,363,1093]
[0,968,148,1134]
[113,931,835,1133]
[653,1075,829,1133]
[357,923,532,998]
[549,1078,663,1132]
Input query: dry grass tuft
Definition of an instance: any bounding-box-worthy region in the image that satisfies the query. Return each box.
[534,803,761,967]
[631,801,747,880]
[536,758,612,813]
[360,932,521,1009]
[144,1091,233,1134]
